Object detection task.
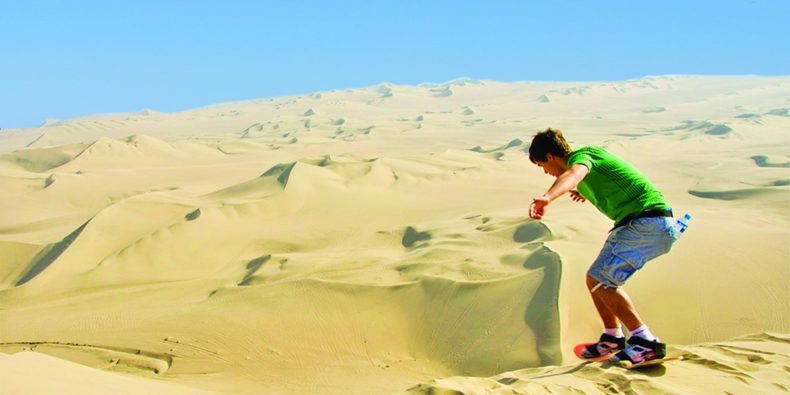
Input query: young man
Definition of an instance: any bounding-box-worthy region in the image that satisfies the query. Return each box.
[527,128,678,365]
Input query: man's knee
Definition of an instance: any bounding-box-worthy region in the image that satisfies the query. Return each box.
[586,274,608,294]
[586,274,599,290]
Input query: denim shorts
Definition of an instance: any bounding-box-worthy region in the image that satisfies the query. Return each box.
[588,216,678,288]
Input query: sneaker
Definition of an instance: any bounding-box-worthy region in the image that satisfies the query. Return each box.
[581,333,626,359]
[610,336,667,364]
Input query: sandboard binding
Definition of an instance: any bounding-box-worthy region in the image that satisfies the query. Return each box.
[573,342,617,362]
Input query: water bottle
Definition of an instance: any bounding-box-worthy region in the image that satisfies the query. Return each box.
[674,213,692,235]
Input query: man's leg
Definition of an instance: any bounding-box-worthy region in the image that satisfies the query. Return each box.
[588,274,666,364]
[583,217,676,363]
[585,274,620,329]
[579,275,627,358]
[586,274,643,331]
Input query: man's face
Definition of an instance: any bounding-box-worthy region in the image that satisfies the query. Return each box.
[535,154,564,177]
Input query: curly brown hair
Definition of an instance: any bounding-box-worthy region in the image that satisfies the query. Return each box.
[528,128,573,163]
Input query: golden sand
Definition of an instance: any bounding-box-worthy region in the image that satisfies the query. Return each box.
[1,76,788,394]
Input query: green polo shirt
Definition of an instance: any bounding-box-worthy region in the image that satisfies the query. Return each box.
[567,146,670,224]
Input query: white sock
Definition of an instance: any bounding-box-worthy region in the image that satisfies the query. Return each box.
[604,326,624,338]
[631,324,657,341]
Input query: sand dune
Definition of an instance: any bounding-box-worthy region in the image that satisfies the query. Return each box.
[0,76,788,394]
[406,333,790,394]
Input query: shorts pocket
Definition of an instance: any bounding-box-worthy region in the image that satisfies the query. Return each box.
[601,255,639,285]
[612,248,647,270]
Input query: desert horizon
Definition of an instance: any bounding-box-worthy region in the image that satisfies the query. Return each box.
[1,75,788,394]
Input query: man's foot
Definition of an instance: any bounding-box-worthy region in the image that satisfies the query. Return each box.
[580,333,626,359]
[610,336,667,365]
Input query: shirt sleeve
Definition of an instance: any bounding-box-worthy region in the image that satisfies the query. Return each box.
[567,151,594,170]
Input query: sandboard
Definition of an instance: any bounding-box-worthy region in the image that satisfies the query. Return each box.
[620,355,683,369]
[573,342,614,362]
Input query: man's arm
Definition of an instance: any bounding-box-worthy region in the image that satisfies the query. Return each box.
[529,164,589,219]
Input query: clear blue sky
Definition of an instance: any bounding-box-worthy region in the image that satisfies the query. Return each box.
[1,0,788,129]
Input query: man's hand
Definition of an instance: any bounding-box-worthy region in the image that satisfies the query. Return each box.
[529,196,550,219]
[530,164,588,220]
